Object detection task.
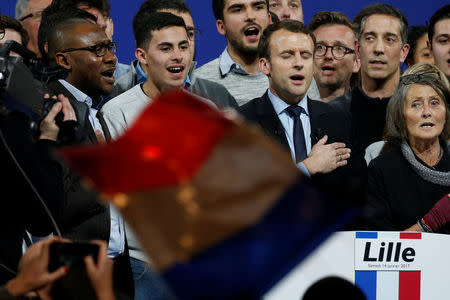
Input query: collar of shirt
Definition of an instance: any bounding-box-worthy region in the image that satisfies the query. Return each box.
[356,85,391,102]
[268,88,312,167]
[59,79,93,108]
[267,88,309,118]
[136,61,192,89]
[219,48,252,76]
[184,75,192,90]
[136,61,148,84]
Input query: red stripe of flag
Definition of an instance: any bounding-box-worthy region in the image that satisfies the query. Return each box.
[400,232,422,239]
[399,271,421,300]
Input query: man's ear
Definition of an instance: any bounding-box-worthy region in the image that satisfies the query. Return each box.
[260,57,271,76]
[355,40,361,59]
[135,48,147,66]
[352,56,361,74]
[216,19,226,36]
[399,43,410,63]
[55,53,71,71]
[427,39,432,51]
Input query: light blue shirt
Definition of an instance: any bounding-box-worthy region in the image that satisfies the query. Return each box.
[135,61,192,88]
[267,89,312,176]
[114,62,131,79]
[219,48,260,76]
[136,61,148,85]
[59,79,125,257]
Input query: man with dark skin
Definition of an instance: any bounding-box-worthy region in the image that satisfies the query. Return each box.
[45,16,133,300]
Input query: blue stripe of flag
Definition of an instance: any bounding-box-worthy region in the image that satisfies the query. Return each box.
[356,232,378,239]
[355,271,377,300]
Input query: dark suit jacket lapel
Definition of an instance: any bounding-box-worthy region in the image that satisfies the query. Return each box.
[255,91,290,150]
[47,80,97,144]
[96,111,112,141]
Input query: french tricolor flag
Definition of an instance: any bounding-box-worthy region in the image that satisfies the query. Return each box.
[355,232,422,300]
[59,90,359,299]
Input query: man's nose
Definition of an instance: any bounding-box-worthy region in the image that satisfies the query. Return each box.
[281,6,291,20]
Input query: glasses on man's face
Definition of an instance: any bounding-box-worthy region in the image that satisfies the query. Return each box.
[19,9,44,22]
[0,27,5,41]
[400,72,440,85]
[187,28,202,42]
[314,44,355,60]
[60,41,117,57]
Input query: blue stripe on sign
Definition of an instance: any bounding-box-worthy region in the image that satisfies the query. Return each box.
[355,271,377,300]
[356,232,378,239]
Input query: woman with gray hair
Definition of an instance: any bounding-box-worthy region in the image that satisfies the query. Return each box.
[364,63,450,164]
[365,73,450,233]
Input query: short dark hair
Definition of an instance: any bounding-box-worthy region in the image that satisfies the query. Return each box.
[138,0,191,16]
[258,19,315,60]
[39,5,97,61]
[428,5,450,45]
[51,0,111,17]
[213,0,269,21]
[309,11,357,37]
[0,14,29,46]
[133,11,187,50]
[354,4,408,44]
[406,25,429,65]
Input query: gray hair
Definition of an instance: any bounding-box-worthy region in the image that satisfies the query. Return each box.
[15,0,31,19]
[404,62,450,90]
[385,74,450,147]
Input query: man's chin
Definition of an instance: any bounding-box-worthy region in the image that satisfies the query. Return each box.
[235,43,259,56]
[317,78,345,90]
[101,85,115,96]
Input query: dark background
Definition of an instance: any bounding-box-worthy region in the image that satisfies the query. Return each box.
[1,0,448,67]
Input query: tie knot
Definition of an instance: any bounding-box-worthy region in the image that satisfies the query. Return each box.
[285,105,304,118]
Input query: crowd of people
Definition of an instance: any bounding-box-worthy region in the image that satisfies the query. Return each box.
[0,0,449,299]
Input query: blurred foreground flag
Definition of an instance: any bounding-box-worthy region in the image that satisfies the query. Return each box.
[59,90,357,299]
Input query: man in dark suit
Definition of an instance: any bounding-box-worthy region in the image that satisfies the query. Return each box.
[240,19,366,205]
[43,11,133,300]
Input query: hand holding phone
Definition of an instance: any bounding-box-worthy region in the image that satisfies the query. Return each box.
[5,236,68,297]
[48,241,100,300]
[84,241,115,300]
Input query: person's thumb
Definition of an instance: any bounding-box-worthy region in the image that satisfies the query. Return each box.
[317,135,328,145]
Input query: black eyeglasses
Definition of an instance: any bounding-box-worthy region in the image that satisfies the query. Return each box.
[400,72,440,85]
[314,44,355,59]
[187,28,202,41]
[19,9,44,22]
[0,27,5,41]
[60,41,117,57]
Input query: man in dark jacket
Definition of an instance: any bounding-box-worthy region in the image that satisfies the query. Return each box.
[329,4,410,153]
[240,20,366,206]
[43,10,133,300]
